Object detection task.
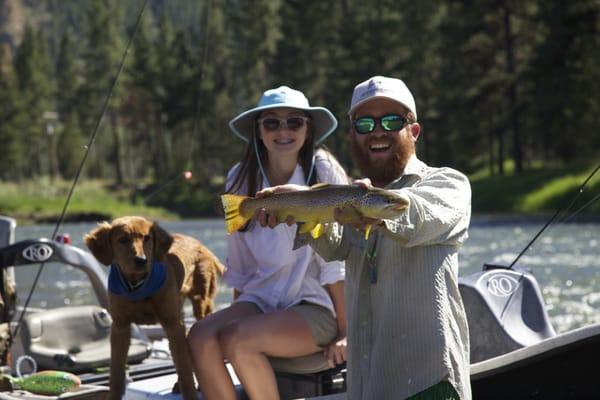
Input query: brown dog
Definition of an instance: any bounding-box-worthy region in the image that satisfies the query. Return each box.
[84,216,224,400]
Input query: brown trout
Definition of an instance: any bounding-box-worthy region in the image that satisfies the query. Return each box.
[221,183,410,239]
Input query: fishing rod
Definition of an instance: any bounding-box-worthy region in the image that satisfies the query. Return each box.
[9,0,149,345]
[141,0,213,202]
[498,163,599,322]
[508,164,600,269]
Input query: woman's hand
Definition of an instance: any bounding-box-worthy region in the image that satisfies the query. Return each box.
[324,335,347,368]
[254,184,307,228]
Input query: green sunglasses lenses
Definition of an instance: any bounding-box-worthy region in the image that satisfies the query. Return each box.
[354,115,406,134]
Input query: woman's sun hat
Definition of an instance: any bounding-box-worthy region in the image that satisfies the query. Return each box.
[229,86,338,145]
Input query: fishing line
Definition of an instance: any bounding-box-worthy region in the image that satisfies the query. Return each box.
[508,164,599,269]
[498,164,600,322]
[142,0,213,201]
[557,192,600,224]
[9,0,149,345]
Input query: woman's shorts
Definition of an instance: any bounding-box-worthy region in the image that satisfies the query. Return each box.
[239,301,338,347]
[290,302,338,347]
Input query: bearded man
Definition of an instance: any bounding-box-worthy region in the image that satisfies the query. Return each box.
[259,76,472,400]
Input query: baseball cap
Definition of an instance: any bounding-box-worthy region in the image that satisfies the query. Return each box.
[348,76,417,119]
[229,86,338,145]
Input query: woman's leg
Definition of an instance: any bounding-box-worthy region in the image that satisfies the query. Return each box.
[219,309,322,400]
[187,302,260,400]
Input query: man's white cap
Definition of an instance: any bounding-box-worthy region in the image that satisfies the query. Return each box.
[348,76,417,119]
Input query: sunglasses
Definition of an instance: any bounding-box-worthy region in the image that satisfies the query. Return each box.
[257,116,310,132]
[353,114,407,135]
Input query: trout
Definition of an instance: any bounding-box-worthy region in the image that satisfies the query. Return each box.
[3,370,81,395]
[221,183,410,239]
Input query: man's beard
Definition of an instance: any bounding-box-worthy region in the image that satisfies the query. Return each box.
[350,131,414,187]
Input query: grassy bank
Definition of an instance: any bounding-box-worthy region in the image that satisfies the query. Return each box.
[471,164,599,215]
[1,164,598,225]
[0,178,176,225]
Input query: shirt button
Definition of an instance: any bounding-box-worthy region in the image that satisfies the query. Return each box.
[363,354,369,359]
[361,321,367,327]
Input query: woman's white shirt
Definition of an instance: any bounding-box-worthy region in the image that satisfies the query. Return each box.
[223,150,348,315]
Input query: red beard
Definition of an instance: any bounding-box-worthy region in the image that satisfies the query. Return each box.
[349,130,414,187]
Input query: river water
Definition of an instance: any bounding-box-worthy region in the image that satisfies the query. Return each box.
[11,218,600,334]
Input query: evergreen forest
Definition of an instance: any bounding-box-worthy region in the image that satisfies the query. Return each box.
[0,0,598,216]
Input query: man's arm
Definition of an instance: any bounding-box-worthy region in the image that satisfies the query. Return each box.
[380,168,471,247]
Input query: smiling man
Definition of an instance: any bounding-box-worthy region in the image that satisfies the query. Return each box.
[259,76,472,400]
[259,76,472,399]
[337,76,472,399]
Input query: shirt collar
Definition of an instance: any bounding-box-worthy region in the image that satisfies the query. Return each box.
[386,155,427,187]
[261,164,306,188]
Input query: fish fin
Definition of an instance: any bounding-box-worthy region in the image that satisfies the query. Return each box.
[310,223,325,239]
[221,194,250,234]
[309,183,332,189]
[364,224,372,240]
[298,221,318,234]
[336,205,363,224]
[0,376,14,392]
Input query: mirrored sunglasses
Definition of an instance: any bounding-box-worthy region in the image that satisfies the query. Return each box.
[353,114,407,135]
[257,116,310,132]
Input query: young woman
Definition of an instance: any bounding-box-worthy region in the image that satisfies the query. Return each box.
[187,86,348,400]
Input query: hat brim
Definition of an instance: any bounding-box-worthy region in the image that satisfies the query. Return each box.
[348,95,417,120]
[229,104,338,145]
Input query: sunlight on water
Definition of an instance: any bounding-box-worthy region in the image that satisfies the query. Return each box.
[11,218,600,334]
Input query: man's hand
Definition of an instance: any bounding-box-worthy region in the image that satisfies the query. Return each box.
[324,336,347,368]
[254,184,307,228]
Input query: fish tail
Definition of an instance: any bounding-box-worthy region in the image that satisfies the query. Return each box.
[0,375,14,392]
[221,194,250,234]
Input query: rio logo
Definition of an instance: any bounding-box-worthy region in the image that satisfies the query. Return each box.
[22,243,54,262]
[486,273,519,297]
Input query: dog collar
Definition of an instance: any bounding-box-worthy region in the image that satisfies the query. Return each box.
[108,261,167,301]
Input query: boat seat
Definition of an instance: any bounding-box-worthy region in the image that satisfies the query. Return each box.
[269,353,346,398]
[459,265,556,363]
[20,305,151,373]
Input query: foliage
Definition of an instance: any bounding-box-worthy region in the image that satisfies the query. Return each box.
[0,0,598,218]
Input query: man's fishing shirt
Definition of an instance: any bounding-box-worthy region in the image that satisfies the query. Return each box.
[298,156,472,400]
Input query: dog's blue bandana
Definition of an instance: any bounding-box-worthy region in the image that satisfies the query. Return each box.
[108,261,167,301]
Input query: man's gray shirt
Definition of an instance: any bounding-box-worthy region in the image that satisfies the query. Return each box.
[296,156,472,399]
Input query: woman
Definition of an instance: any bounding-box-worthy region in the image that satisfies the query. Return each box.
[187,86,348,400]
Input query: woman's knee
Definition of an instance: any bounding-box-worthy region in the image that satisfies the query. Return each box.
[218,320,251,361]
[188,319,221,355]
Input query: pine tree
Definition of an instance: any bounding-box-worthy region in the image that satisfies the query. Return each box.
[0,47,25,180]
[79,0,125,183]
[14,25,56,178]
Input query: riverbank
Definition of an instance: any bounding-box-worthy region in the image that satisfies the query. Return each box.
[1,164,598,224]
[0,179,176,225]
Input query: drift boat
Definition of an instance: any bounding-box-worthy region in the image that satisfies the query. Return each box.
[0,215,599,400]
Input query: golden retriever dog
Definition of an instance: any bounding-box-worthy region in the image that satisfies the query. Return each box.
[84,216,224,400]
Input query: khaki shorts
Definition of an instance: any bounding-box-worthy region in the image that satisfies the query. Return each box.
[290,302,338,347]
[240,301,338,347]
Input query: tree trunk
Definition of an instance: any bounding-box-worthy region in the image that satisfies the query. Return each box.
[503,3,522,173]
[110,111,124,185]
